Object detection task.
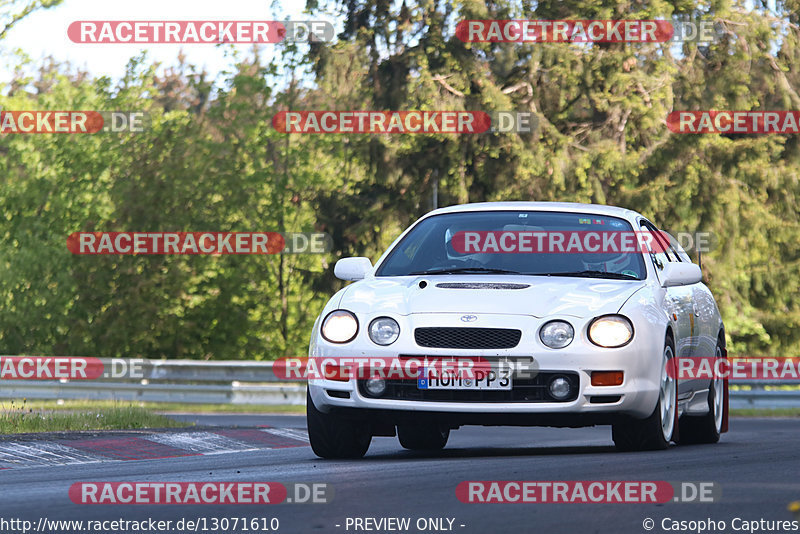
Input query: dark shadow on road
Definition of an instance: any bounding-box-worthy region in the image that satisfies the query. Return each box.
[356,444,619,460]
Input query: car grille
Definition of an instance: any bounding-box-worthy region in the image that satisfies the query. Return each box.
[358,372,579,403]
[414,327,521,349]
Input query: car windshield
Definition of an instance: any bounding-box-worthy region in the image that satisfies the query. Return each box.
[376,210,647,279]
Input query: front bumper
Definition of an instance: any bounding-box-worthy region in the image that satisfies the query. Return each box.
[309,312,664,422]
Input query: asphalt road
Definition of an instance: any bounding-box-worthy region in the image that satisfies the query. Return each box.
[1,416,798,534]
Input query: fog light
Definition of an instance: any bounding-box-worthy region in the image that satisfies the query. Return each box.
[548,376,572,400]
[365,377,386,397]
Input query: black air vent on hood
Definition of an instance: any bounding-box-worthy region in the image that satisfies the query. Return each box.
[435,282,530,290]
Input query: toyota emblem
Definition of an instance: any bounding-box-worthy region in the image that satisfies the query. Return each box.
[461,315,478,323]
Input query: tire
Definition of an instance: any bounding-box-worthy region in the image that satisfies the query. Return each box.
[678,341,723,445]
[397,423,450,451]
[306,390,371,459]
[613,336,677,452]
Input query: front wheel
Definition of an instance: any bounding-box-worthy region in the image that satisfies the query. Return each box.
[678,341,724,444]
[306,390,371,459]
[613,336,677,451]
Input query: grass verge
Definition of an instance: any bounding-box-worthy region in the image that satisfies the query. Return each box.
[730,408,800,417]
[0,399,191,434]
[3,399,306,416]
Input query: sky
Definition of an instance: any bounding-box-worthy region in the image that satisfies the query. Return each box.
[0,0,319,87]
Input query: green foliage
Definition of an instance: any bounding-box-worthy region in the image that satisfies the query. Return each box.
[0,0,799,358]
[0,54,332,360]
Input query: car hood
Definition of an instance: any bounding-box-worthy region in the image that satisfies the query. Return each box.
[339,276,645,318]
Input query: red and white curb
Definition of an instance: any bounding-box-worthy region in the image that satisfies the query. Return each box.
[0,427,308,469]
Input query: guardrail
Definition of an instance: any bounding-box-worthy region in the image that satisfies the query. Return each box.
[0,359,797,409]
[0,359,305,405]
[730,381,800,410]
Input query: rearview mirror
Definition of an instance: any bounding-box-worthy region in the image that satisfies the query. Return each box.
[660,262,702,287]
[334,257,373,281]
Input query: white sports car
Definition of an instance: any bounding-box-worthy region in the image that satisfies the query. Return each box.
[307,202,727,458]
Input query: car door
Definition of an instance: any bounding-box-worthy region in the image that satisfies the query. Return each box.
[691,286,719,358]
[666,236,716,359]
[681,252,718,360]
[663,230,719,404]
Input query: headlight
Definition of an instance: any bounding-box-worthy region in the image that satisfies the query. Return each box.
[368,317,400,345]
[539,320,574,349]
[321,310,359,343]
[588,315,634,348]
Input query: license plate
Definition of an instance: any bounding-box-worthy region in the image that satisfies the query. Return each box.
[417,367,513,390]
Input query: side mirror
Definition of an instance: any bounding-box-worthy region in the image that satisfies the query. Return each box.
[334,257,373,281]
[660,262,702,287]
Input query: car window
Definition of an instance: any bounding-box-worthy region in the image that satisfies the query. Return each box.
[661,232,690,263]
[653,228,677,263]
[638,222,672,271]
[376,211,647,279]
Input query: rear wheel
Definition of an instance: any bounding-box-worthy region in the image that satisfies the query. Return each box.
[613,336,677,451]
[678,341,723,444]
[306,390,371,459]
[398,423,450,451]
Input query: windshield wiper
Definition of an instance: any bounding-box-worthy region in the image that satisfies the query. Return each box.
[408,267,522,276]
[541,270,640,280]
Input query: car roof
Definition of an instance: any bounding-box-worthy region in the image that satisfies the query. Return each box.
[421,201,640,220]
